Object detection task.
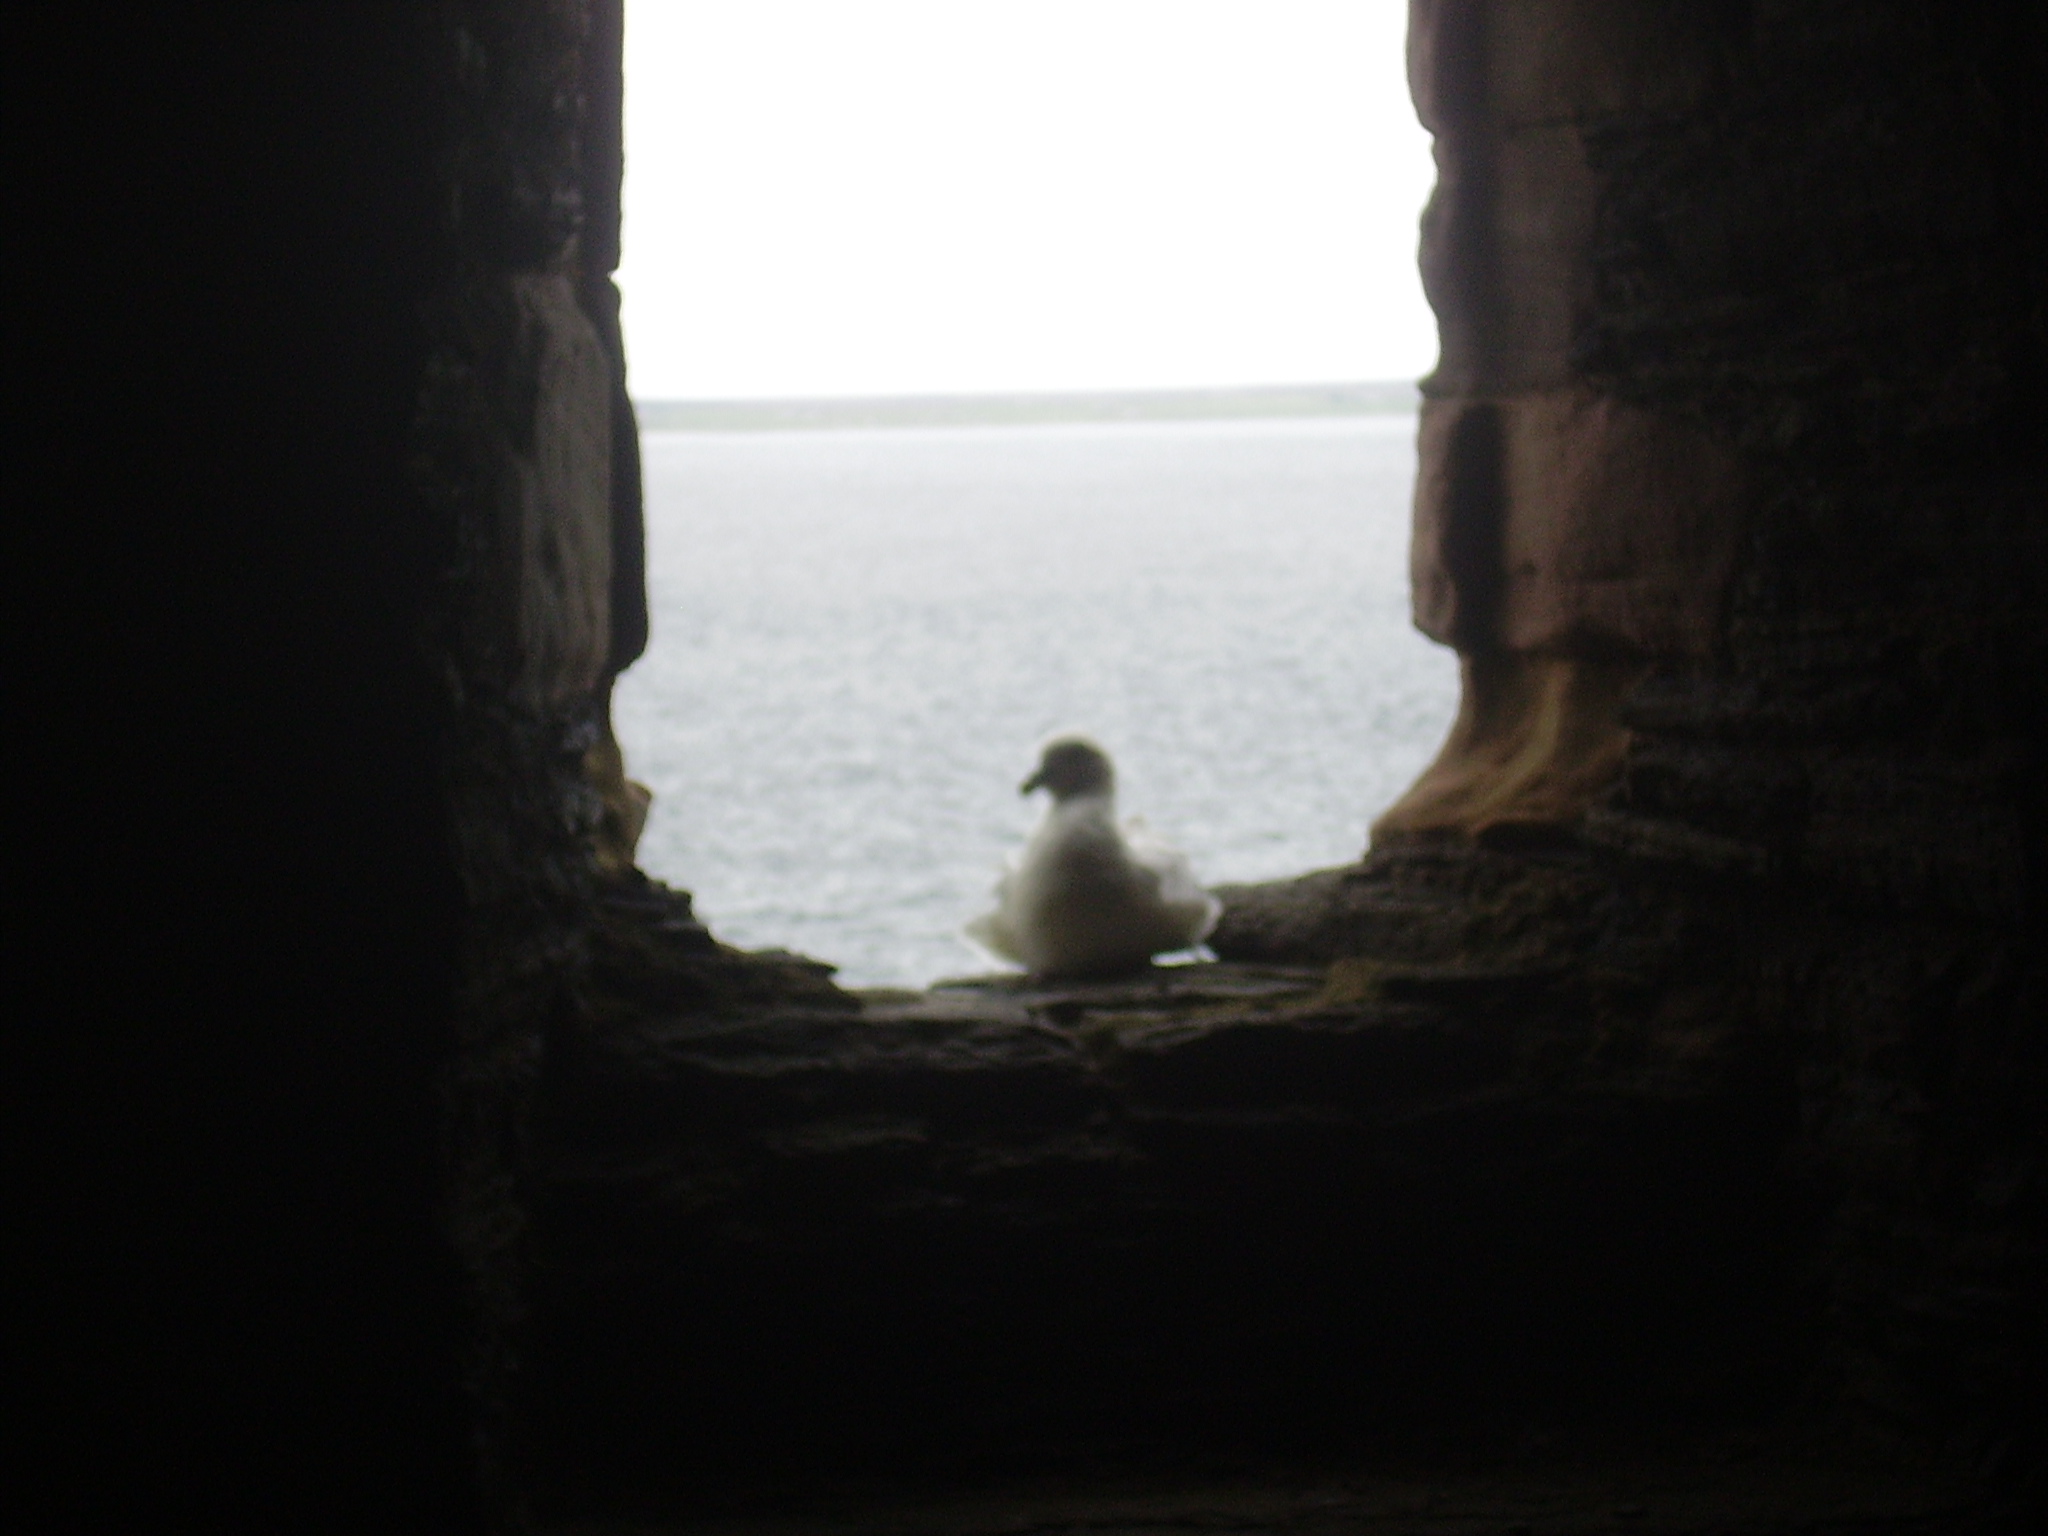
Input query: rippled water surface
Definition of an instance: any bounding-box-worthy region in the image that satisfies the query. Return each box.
[615,416,1458,988]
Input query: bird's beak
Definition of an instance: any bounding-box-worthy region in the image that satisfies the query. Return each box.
[1019,769,1043,795]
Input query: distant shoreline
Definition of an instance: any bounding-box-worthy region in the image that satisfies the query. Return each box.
[631,381,1421,433]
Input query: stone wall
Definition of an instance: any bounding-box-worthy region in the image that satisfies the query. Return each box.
[25,3,636,1526]
[1381,0,1754,836]
[1324,0,2045,1460]
[1566,0,2046,1452]
[417,1,638,1518]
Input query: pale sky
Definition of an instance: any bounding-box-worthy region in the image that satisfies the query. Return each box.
[619,1,1438,400]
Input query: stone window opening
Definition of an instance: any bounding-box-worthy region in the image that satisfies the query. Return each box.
[596,3,1463,990]
[536,7,1804,1508]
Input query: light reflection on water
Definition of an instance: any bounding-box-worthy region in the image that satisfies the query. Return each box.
[614,415,1457,988]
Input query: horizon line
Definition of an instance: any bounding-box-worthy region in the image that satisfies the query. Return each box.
[630,379,1424,432]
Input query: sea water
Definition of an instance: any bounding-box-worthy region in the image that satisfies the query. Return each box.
[613,414,1458,988]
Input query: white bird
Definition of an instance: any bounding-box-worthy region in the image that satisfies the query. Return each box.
[965,734,1222,980]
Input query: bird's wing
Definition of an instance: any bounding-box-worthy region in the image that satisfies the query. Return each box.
[963,906,1024,963]
[1122,818,1224,945]
[963,860,1026,962]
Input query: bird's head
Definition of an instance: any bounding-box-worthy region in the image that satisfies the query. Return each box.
[1021,734,1115,800]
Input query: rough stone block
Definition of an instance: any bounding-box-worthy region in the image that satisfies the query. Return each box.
[1491,125,1600,375]
[1496,385,1745,655]
[1408,0,1487,138]
[1411,388,1744,658]
[1410,396,1501,646]
[1421,123,1599,396]
[1487,0,1729,127]
[509,271,613,711]
[1410,0,1727,136]
[1372,650,1647,835]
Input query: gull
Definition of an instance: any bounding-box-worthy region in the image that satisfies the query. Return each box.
[966,734,1222,979]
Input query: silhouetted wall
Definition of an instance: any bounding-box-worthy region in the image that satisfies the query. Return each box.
[1395,0,2046,1449]
[25,4,633,1526]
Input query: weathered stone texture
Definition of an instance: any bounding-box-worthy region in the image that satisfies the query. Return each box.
[1409,0,1731,136]
[530,909,1806,1511]
[1394,0,1756,836]
[1419,124,1599,396]
[418,272,615,719]
[414,2,647,1520]
[1411,389,1743,657]
[1375,651,1645,836]
[1357,0,2046,1472]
